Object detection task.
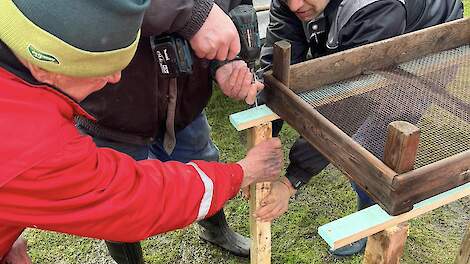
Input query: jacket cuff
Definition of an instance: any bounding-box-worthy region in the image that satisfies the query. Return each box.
[226,163,244,198]
[209,56,242,79]
[285,163,310,189]
[203,162,243,218]
[178,0,214,40]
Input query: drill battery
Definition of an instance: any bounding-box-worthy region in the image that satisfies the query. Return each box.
[150,34,193,78]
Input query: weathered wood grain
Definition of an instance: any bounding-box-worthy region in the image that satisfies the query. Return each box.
[272,40,291,87]
[364,121,419,264]
[289,18,470,93]
[392,150,470,212]
[455,224,470,264]
[248,123,272,264]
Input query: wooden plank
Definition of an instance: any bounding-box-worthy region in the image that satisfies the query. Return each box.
[318,182,470,250]
[248,123,272,264]
[229,105,279,131]
[289,18,470,93]
[455,224,470,264]
[392,150,470,213]
[264,74,401,214]
[272,40,291,87]
[364,121,419,264]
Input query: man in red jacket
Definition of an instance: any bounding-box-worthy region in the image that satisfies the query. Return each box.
[0,0,283,262]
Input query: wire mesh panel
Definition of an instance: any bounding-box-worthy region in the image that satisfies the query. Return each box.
[298,45,470,168]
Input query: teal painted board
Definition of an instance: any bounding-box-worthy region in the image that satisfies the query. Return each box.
[318,182,470,250]
[229,104,279,131]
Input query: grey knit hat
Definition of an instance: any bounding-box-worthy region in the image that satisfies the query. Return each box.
[0,0,150,77]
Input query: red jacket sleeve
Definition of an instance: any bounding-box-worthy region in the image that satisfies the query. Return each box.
[0,123,243,242]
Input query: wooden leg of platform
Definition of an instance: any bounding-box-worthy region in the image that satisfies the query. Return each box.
[363,121,420,264]
[363,222,409,264]
[455,223,470,264]
[229,104,280,264]
[248,123,272,264]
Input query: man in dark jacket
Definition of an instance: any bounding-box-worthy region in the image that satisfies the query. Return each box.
[77,0,264,263]
[254,0,464,256]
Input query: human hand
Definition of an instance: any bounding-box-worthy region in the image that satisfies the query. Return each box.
[215,60,264,105]
[189,3,240,61]
[237,138,283,188]
[1,237,32,264]
[253,177,296,222]
[241,186,250,200]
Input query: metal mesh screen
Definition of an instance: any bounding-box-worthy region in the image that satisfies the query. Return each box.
[298,45,470,168]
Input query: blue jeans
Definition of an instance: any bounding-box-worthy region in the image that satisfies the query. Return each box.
[92,112,219,163]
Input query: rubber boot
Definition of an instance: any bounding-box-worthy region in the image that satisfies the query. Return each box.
[198,209,251,257]
[105,241,144,264]
[328,198,374,257]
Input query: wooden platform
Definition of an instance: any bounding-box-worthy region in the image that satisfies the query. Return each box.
[263,18,470,216]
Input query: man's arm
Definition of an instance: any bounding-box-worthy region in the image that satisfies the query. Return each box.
[337,0,406,51]
[141,0,212,38]
[0,127,282,242]
[142,0,240,60]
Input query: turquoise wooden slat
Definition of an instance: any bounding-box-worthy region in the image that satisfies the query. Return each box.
[319,182,470,250]
[229,104,278,131]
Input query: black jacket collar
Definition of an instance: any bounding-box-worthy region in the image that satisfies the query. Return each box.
[324,0,343,25]
[0,40,41,86]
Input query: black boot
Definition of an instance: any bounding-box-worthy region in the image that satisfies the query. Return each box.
[198,209,251,257]
[105,241,144,264]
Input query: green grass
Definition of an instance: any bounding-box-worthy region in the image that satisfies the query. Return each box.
[23,3,470,263]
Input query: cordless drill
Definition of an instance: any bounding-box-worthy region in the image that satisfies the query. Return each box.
[150,34,193,78]
[229,5,262,105]
[151,4,261,85]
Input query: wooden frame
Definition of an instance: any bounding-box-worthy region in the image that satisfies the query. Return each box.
[263,18,470,216]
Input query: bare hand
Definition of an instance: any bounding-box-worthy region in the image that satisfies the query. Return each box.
[215,60,264,105]
[237,138,283,188]
[241,186,250,200]
[254,178,296,222]
[189,4,240,61]
[1,237,32,264]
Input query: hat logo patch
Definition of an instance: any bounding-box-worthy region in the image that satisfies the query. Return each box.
[28,45,59,64]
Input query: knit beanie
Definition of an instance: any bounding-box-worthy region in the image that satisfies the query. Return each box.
[0,0,149,77]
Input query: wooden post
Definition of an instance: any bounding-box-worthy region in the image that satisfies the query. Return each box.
[248,123,273,264]
[364,121,420,264]
[230,105,280,264]
[455,223,470,264]
[245,40,291,264]
[272,41,291,87]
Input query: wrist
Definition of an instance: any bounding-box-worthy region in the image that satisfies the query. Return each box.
[280,176,296,197]
[210,57,242,79]
[237,159,252,188]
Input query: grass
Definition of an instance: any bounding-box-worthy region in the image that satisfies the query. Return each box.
[23,3,470,263]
